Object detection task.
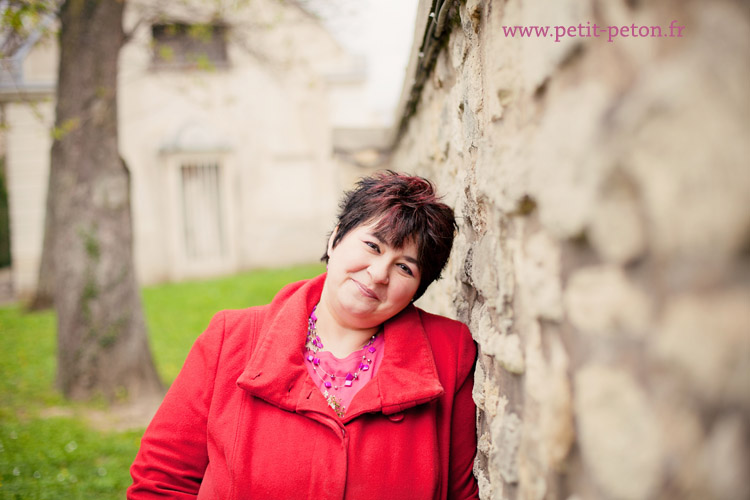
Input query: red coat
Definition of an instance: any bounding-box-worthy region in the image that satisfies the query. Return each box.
[128,274,479,499]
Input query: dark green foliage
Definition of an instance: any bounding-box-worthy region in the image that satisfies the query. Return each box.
[0,0,59,59]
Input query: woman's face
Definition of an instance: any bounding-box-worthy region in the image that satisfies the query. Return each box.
[322,220,421,330]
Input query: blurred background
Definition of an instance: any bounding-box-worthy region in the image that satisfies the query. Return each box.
[1,0,748,499]
[1,0,419,299]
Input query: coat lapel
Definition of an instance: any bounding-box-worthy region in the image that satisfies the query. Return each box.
[236,274,323,412]
[344,305,444,420]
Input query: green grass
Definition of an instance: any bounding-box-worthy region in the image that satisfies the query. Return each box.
[143,264,324,383]
[0,264,323,499]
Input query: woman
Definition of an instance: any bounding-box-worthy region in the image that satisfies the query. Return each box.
[128,171,479,499]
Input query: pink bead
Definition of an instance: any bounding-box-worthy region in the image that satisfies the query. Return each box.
[324,381,332,389]
[344,380,353,387]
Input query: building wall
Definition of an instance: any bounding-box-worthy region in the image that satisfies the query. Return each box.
[4,101,54,298]
[4,0,364,297]
[394,0,750,498]
[119,0,349,283]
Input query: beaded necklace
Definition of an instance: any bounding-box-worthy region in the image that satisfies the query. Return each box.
[304,305,378,417]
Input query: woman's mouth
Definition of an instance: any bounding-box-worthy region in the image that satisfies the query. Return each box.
[352,279,379,300]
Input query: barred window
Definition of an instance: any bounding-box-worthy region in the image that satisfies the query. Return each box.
[180,162,226,261]
[151,23,228,70]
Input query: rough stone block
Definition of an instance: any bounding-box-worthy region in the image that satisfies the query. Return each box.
[613,3,750,262]
[654,289,750,410]
[519,0,592,91]
[520,230,563,321]
[588,170,646,264]
[703,415,750,500]
[574,365,662,500]
[527,81,612,238]
[563,265,651,336]
[472,358,487,410]
[470,234,514,311]
[491,412,522,484]
[486,332,525,374]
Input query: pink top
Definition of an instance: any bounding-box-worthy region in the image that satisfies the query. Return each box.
[304,333,385,416]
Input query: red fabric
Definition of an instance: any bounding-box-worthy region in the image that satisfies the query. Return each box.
[128,274,479,500]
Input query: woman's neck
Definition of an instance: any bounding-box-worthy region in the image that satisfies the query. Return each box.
[313,300,379,359]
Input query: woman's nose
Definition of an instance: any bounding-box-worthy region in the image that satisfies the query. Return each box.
[369,259,390,284]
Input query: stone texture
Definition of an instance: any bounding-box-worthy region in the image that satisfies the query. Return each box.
[564,265,651,336]
[492,412,522,484]
[487,332,525,375]
[703,415,750,500]
[473,302,525,374]
[587,171,646,264]
[393,0,750,498]
[471,234,513,309]
[535,333,574,470]
[519,230,563,321]
[519,323,575,499]
[519,0,592,91]
[526,80,612,239]
[612,2,750,263]
[574,365,662,500]
[654,289,750,410]
[472,355,487,410]
[474,465,492,500]
[483,381,505,420]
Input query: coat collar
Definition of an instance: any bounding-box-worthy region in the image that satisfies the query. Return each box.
[236,273,444,421]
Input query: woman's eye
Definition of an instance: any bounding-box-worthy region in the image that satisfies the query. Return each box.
[398,263,414,276]
[365,241,380,253]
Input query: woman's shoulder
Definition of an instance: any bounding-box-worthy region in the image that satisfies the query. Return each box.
[414,307,475,356]
[217,304,271,328]
[199,305,271,349]
[411,307,476,386]
[216,273,324,333]
[414,307,470,336]
[186,305,272,376]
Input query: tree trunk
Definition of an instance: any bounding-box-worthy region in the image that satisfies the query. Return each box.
[29,185,55,310]
[49,0,163,401]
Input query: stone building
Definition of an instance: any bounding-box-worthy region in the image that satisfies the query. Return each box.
[396,0,750,499]
[0,0,380,300]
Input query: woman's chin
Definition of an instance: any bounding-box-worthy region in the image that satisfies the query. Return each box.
[336,299,383,327]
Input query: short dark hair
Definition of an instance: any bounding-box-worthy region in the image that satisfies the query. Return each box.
[323,171,457,300]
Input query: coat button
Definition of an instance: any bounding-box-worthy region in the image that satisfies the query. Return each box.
[387,412,405,422]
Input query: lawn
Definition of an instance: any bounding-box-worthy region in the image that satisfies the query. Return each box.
[0,264,324,499]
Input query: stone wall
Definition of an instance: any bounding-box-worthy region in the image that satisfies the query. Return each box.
[392,0,750,498]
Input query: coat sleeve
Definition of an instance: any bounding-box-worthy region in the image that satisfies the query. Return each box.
[128,312,227,499]
[448,323,479,500]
